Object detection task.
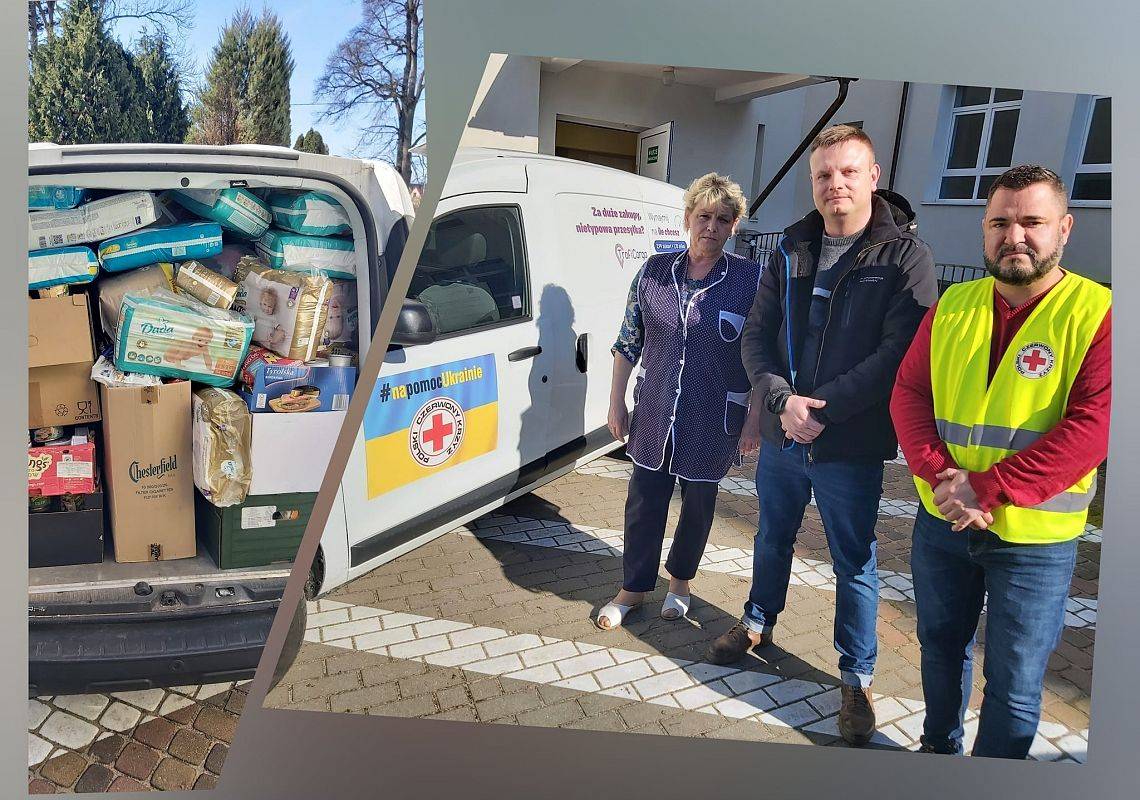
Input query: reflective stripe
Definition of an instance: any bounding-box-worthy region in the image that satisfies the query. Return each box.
[935,419,1043,451]
[1030,473,1098,513]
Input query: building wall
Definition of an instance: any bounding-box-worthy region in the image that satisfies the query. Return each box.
[460,55,541,152]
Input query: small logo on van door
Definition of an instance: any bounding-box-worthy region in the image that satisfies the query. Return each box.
[615,243,648,269]
[409,397,465,467]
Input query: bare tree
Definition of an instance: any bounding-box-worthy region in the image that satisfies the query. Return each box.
[29,0,193,54]
[314,0,425,182]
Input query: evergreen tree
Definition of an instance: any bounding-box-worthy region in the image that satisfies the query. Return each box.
[28,0,147,144]
[245,11,294,145]
[295,128,329,155]
[187,9,254,145]
[134,32,190,143]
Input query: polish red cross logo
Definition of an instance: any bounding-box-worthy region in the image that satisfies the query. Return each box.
[1014,342,1055,379]
[409,397,466,467]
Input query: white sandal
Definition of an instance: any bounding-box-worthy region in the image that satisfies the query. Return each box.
[660,592,691,621]
[595,601,639,630]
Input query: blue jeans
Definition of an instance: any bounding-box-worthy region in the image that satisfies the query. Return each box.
[743,442,883,688]
[910,506,1077,759]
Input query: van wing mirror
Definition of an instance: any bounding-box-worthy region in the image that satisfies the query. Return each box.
[389,298,438,347]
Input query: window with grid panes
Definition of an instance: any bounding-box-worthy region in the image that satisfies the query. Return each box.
[938,86,1022,201]
[1072,96,1110,203]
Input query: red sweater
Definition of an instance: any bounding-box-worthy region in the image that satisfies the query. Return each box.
[890,276,1112,512]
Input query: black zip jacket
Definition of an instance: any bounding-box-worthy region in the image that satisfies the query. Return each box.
[741,190,938,462]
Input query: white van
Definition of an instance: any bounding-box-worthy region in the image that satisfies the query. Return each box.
[310,147,688,596]
[28,143,414,694]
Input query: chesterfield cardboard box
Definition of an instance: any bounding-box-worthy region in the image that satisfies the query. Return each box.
[28,293,102,428]
[100,381,196,562]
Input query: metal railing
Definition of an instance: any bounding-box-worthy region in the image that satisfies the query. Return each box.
[935,263,987,294]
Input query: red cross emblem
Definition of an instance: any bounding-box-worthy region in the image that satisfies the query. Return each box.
[409,397,466,467]
[1014,342,1055,379]
[422,412,455,454]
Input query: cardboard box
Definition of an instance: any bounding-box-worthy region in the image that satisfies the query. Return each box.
[28,294,101,427]
[248,410,347,495]
[29,490,105,568]
[28,441,97,496]
[100,381,196,562]
[195,490,315,569]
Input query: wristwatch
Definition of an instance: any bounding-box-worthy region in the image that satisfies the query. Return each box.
[767,389,792,415]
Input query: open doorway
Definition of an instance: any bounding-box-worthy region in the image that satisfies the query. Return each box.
[554,119,638,172]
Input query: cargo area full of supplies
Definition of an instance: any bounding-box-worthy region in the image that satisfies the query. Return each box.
[28,180,363,598]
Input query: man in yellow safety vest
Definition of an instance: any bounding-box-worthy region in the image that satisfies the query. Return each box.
[890,164,1111,758]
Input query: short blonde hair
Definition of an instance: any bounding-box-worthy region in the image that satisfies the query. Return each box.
[683,173,747,223]
[809,124,876,162]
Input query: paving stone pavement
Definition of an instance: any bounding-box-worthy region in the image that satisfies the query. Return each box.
[268,448,1100,761]
[28,682,246,793]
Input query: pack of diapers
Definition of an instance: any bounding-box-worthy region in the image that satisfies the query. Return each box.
[98,221,223,272]
[29,190,160,251]
[115,288,254,386]
[28,186,88,211]
[265,190,352,236]
[240,261,333,362]
[28,246,99,290]
[192,387,253,507]
[165,189,272,240]
[320,278,359,351]
[97,262,175,338]
[255,228,356,279]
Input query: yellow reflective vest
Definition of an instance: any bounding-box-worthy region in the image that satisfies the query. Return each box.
[914,271,1111,543]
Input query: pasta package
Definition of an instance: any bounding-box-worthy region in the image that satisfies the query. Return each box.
[98,221,223,272]
[265,190,352,236]
[97,262,175,338]
[174,260,239,309]
[164,188,272,240]
[192,387,253,507]
[240,261,333,361]
[255,228,356,279]
[115,288,254,386]
[28,246,99,290]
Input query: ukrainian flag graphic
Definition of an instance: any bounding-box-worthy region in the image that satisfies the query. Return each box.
[363,354,498,498]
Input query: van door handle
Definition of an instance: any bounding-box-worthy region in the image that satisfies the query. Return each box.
[575,333,588,373]
[508,345,542,362]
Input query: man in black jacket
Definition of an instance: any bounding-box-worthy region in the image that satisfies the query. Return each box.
[706,125,937,746]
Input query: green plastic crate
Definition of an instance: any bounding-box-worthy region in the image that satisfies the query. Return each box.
[195,490,315,569]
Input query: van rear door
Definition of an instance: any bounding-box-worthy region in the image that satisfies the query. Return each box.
[339,186,553,573]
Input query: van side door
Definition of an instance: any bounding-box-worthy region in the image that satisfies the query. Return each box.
[339,194,552,573]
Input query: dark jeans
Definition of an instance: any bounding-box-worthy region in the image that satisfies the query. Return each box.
[910,506,1077,759]
[743,442,883,687]
[623,440,719,594]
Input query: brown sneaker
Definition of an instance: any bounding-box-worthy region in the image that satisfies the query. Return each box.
[838,685,876,746]
[705,623,771,665]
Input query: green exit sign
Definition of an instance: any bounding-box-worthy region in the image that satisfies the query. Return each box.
[646,145,659,164]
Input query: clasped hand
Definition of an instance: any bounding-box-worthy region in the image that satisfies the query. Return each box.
[933,467,993,532]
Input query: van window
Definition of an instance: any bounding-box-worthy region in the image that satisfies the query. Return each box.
[411,205,529,336]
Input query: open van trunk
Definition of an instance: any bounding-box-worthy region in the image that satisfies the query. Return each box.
[27,143,412,695]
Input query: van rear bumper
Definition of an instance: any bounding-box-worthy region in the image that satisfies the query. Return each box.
[29,604,295,696]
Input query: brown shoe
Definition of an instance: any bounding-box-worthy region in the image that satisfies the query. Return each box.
[705,623,771,665]
[838,685,876,746]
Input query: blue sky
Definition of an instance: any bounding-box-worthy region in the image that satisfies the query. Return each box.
[113,0,423,164]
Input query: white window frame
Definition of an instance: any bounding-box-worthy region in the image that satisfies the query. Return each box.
[1064,95,1111,209]
[926,86,1022,206]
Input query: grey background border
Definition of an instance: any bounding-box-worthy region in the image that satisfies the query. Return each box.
[4,0,1139,797]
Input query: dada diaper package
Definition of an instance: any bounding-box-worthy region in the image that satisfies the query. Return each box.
[164,189,272,240]
[255,228,356,279]
[239,261,333,361]
[265,190,352,237]
[28,190,161,251]
[98,221,224,272]
[115,288,254,386]
[192,387,253,507]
